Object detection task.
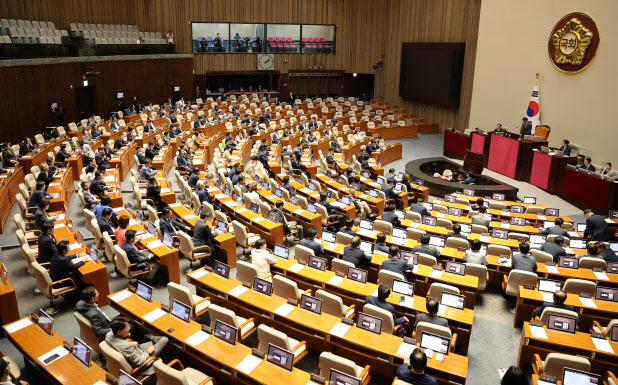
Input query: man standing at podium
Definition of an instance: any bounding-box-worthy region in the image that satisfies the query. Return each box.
[519,117,532,137]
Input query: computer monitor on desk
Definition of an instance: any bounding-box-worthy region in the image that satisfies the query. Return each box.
[118,369,142,385]
[356,312,382,335]
[214,320,237,346]
[444,261,466,276]
[400,251,418,264]
[171,300,191,323]
[214,261,231,279]
[72,337,92,367]
[547,314,577,334]
[538,278,562,293]
[299,294,323,315]
[273,244,289,259]
[441,291,465,310]
[329,369,361,385]
[162,233,173,248]
[321,230,336,243]
[558,256,579,269]
[562,368,601,385]
[267,344,294,372]
[392,279,414,296]
[359,241,374,255]
[595,286,618,303]
[253,277,272,296]
[37,309,53,336]
[511,205,524,214]
[420,331,450,355]
[611,325,618,343]
[346,267,368,284]
[136,282,153,302]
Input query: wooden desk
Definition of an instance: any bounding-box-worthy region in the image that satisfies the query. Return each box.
[0,167,24,233]
[256,188,324,236]
[372,143,403,167]
[47,167,74,212]
[3,317,109,384]
[19,138,70,172]
[317,175,385,215]
[448,193,547,210]
[369,125,418,140]
[518,322,618,376]
[109,289,313,385]
[0,277,19,326]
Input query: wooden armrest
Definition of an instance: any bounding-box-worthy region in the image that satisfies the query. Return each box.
[501,275,508,291]
[49,278,77,295]
[263,273,273,280]
[128,262,152,277]
[327,214,339,224]
[606,372,617,385]
[290,340,307,353]
[591,320,605,334]
[358,365,371,383]
[166,358,184,370]
[132,356,159,376]
[393,324,402,335]
[193,297,211,317]
[238,317,255,332]
[194,245,212,254]
[198,376,215,385]
[301,289,312,297]
[532,353,543,375]
[450,333,457,352]
[344,304,356,319]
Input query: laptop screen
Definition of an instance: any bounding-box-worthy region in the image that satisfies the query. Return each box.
[608,262,618,274]
[224,187,231,196]
[538,278,562,293]
[444,261,466,276]
[213,261,231,279]
[429,236,445,248]
[217,219,227,233]
[135,211,143,222]
[346,267,368,284]
[576,223,587,232]
[422,216,437,227]
[369,189,379,198]
[356,312,382,335]
[38,309,53,336]
[392,227,407,239]
[307,203,317,214]
[400,251,418,264]
[118,369,142,385]
[523,197,536,204]
[547,314,577,334]
[558,256,579,269]
[216,180,222,189]
[359,219,373,230]
[362,171,370,179]
[610,242,618,253]
[126,202,132,212]
[376,176,386,185]
[162,233,173,248]
[510,217,526,226]
[171,300,191,323]
[263,181,270,190]
[235,195,243,205]
[308,182,317,191]
[290,196,299,205]
[562,368,601,385]
[423,202,434,211]
[611,325,618,343]
[253,277,272,296]
[463,189,475,197]
[0,262,7,285]
[415,178,424,186]
[329,369,361,385]
[136,281,153,302]
[420,331,450,355]
[543,221,555,229]
[392,279,414,296]
[459,224,472,234]
[341,196,351,206]
[569,239,587,249]
[448,207,462,217]
[268,211,278,222]
[441,291,465,310]
[214,320,237,346]
[595,286,618,303]
[308,255,327,271]
[147,222,156,235]
[322,230,336,243]
[545,208,559,217]
[444,195,456,203]
[529,234,546,245]
[359,241,374,255]
[299,294,323,315]
[273,244,289,259]
[266,344,294,372]
[511,205,524,214]
[492,193,505,201]
[72,337,91,367]
[491,229,508,240]
[275,189,283,198]
[609,210,618,219]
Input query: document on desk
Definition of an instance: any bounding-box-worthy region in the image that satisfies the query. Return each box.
[109,290,133,303]
[541,292,554,302]
[169,203,182,208]
[359,194,369,199]
[436,213,445,218]
[545,265,559,274]
[160,188,171,193]
[528,324,548,340]
[579,297,597,308]
[593,271,610,280]
[235,354,263,374]
[274,303,296,317]
[5,318,33,334]
[68,243,81,251]
[536,214,547,220]
[434,353,444,362]
[54,223,65,229]
[94,381,108,385]
[501,223,510,229]
[327,275,344,286]
[428,269,443,279]
[399,296,415,308]
[288,263,305,273]
[143,308,167,323]
[38,346,69,366]
[564,247,574,254]
[605,218,614,224]
[185,330,211,347]
[391,237,408,246]
[397,341,416,358]
[147,240,164,249]
[480,236,490,242]
[329,322,351,338]
[228,285,249,297]
[215,193,228,200]
[567,231,580,238]
[591,337,614,353]
[437,304,447,316]
[252,217,265,223]
[189,269,209,279]
[408,222,420,228]
[324,243,339,251]
[183,214,197,220]
[356,229,376,237]
[293,209,305,215]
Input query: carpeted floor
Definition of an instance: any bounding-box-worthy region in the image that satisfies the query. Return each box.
[0,133,589,385]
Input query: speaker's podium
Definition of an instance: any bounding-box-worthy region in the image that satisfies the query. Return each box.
[463,150,485,175]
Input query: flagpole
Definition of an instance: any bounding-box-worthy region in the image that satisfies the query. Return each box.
[535,72,539,86]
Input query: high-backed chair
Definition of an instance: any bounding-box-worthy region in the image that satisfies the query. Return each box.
[102,232,117,276]
[407,228,426,241]
[591,319,618,338]
[579,257,606,270]
[332,258,355,274]
[257,325,307,364]
[537,307,580,327]
[273,275,311,301]
[32,261,77,314]
[428,283,460,300]
[487,244,512,257]
[413,321,456,352]
[0,352,20,382]
[74,311,103,355]
[530,249,553,264]
[336,232,353,245]
[99,340,157,382]
[315,289,355,319]
[231,220,259,255]
[417,253,437,267]
[177,231,211,273]
[207,304,256,341]
[502,270,538,296]
[562,278,596,296]
[373,220,393,235]
[362,303,399,335]
[237,260,269,282]
[533,353,590,381]
[378,269,404,289]
[444,237,469,250]
[167,282,210,320]
[153,359,215,385]
[525,206,545,215]
[113,244,152,283]
[465,263,488,291]
[293,244,314,263]
[318,352,371,385]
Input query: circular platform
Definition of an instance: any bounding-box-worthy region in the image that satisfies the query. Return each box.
[405,157,519,200]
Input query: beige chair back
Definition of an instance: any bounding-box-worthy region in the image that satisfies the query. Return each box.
[232,220,252,247]
[257,324,292,352]
[373,220,393,235]
[445,237,469,250]
[415,321,452,341]
[405,211,422,221]
[562,278,596,296]
[336,232,353,245]
[407,228,426,240]
[417,253,437,267]
[542,353,590,381]
[362,303,395,334]
[294,244,314,263]
[74,312,103,353]
[504,270,538,296]
[465,263,488,290]
[332,259,355,274]
[99,340,133,377]
[487,244,512,256]
[428,283,460,299]
[153,360,190,385]
[315,289,347,318]
[530,249,553,263]
[318,352,364,379]
[237,260,259,283]
[207,303,240,329]
[378,269,404,288]
[579,257,606,270]
[273,275,301,301]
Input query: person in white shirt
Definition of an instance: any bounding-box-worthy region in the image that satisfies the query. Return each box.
[463,239,488,265]
[245,183,261,205]
[0,355,28,384]
[250,239,277,280]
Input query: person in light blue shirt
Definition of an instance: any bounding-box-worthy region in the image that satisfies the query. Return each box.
[93,195,118,218]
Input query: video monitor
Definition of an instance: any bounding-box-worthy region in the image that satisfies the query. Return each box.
[253,277,272,296]
[322,230,336,243]
[491,229,509,240]
[440,291,465,310]
[307,203,317,214]
[511,217,526,226]
[214,320,237,346]
[463,189,475,197]
[577,223,587,232]
[266,344,294,372]
[422,216,437,227]
[369,189,379,198]
[444,195,456,203]
[136,281,153,302]
[346,267,368,284]
[308,255,327,271]
[611,325,618,343]
[547,314,577,334]
[359,241,374,255]
[523,197,536,204]
[400,251,418,264]
[607,262,618,274]
[429,236,445,248]
[569,239,587,249]
[392,227,407,239]
[610,242,618,252]
[415,179,424,186]
[558,256,579,269]
[273,244,289,259]
[116,92,124,99]
[76,230,84,246]
[171,300,191,323]
[492,193,505,201]
[235,195,244,205]
[562,368,601,385]
[511,205,524,214]
[147,222,156,235]
[545,208,560,217]
[299,294,323,315]
[444,261,466,276]
[224,187,231,196]
[543,221,555,229]
[214,261,231,279]
[609,210,618,219]
[162,233,173,248]
[275,189,283,198]
[118,369,142,385]
[362,171,370,178]
[308,182,317,191]
[529,234,546,245]
[173,86,180,92]
[135,211,143,222]
[420,331,450,355]
[37,309,53,336]
[392,279,414,296]
[538,278,562,293]
[341,196,351,206]
[356,312,382,335]
[376,176,386,185]
[329,369,361,385]
[50,102,58,110]
[595,286,618,303]
[359,219,373,230]
[459,224,472,234]
[217,219,227,233]
[268,211,278,222]
[448,207,462,217]
[71,338,92,368]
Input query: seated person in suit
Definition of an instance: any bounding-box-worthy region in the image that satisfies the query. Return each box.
[28,181,52,214]
[316,191,344,230]
[97,208,116,237]
[121,230,158,279]
[375,232,390,254]
[113,134,128,150]
[396,348,439,385]
[578,157,596,172]
[366,140,378,155]
[271,200,304,240]
[159,206,192,240]
[80,181,100,210]
[409,198,430,217]
[342,236,372,268]
[135,146,146,165]
[38,221,58,264]
[192,210,219,266]
[446,224,468,240]
[540,235,567,263]
[94,147,110,169]
[195,180,208,203]
[34,198,56,233]
[463,239,488,265]
[281,176,296,197]
[139,159,157,181]
[413,234,440,258]
[602,162,617,178]
[145,141,159,160]
[299,226,324,256]
[146,176,164,211]
[512,242,537,272]
[1,142,18,167]
[542,218,568,236]
[414,298,449,329]
[558,139,572,156]
[50,241,86,293]
[37,162,57,190]
[325,148,335,165]
[75,285,112,338]
[93,195,118,219]
[54,144,71,165]
[461,172,476,184]
[581,241,602,259]
[470,206,491,228]
[381,204,401,227]
[583,208,612,241]
[366,284,409,337]
[176,148,193,173]
[0,350,28,385]
[19,136,36,156]
[381,179,400,201]
[339,217,357,237]
[533,290,575,317]
[105,316,168,377]
[382,245,415,281]
[250,239,278,280]
[598,242,618,263]
[187,167,200,189]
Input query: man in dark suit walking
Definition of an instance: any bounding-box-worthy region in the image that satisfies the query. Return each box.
[583,209,612,241]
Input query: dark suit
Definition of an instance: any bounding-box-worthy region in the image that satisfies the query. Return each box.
[381,184,399,200]
[145,147,159,160]
[143,123,155,133]
[177,155,193,173]
[533,302,575,316]
[446,232,468,240]
[50,253,85,288]
[19,142,35,156]
[38,233,58,264]
[136,152,146,165]
[193,220,218,248]
[558,145,571,156]
[282,183,296,197]
[188,173,199,189]
[90,179,107,199]
[28,189,51,214]
[381,211,401,227]
[339,228,357,237]
[299,239,324,256]
[146,183,162,208]
[159,216,186,236]
[37,170,55,189]
[365,295,407,336]
[409,203,430,217]
[578,163,596,172]
[121,241,149,271]
[542,225,568,236]
[34,208,51,231]
[97,216,115,236]
[600,248,618,263]
[342,246,371,268]
[114,137,127,150]
[539,242,567,263]
[413,244,440,258]
[584,214,612,242]
[520,121,532,136]
[75,300,111,337]
[381,258,414,281]
[287,95,294,105]
[94,152,110,168]
[2,149,17,166]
